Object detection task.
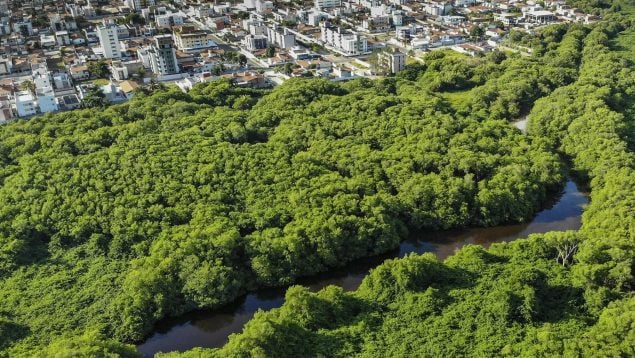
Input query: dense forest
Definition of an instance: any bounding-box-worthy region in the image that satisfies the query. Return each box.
[158,13,635,358]
[0,6,633,358]
[159,15,634,358]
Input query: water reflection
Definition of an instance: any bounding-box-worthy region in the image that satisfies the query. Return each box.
[138,180,587,357]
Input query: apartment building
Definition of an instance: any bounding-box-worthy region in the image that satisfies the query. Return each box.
[266,25,296,49]
[243,34,268,51]
[173,26,215,52]
[97,21,121,59]
[156,12,184,29]
[378,49,405,74]
[320,23,368,56]
[315,0,341,10]
[148,35,179,77]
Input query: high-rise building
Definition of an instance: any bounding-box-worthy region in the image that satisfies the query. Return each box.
[148,35,179,77]
[97,21,121,59]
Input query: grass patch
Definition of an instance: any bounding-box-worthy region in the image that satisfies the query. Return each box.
[92,78,110,86]
[438,89,472,109]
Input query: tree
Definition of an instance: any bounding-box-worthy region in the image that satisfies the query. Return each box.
[266,46,276,58]
[80,86,109,108]
[20,80,36,95]
[87,61,111,79]
[283,63,294,75]
[145,77,166,93]
[238,54,248,67]
[469,25,484,40]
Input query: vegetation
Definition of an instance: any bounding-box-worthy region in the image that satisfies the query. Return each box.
[19,80,35,95]
[87,60,112,79]
[160,18,635,358]
[80,86,109,108]
[0,42,569,355]
[0,10,633,358]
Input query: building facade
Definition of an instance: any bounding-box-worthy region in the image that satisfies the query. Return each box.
[378,49,405,74]
[97,21,121,59]
[173,26,215,51]
[148,35,179,77]
[320,23,368,56]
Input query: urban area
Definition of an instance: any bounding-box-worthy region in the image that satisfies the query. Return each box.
[0,0,600,120]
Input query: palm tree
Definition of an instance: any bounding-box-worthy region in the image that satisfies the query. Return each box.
[20,80,36,95]
[145,76,166,93]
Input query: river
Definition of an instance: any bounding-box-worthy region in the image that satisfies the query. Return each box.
[138,179,588,357]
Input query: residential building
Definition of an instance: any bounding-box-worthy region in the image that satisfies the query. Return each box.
[15,92,38,117]
[173,26,216,52]
[266,25,295,49]
[243,34,268,51]
[148,35,179,77]
[40,35,57,48]
[125,0,156,11]
[70,65,90,81]
[97,21,121,59]
[378,49,405,74]
[55,31,71,46]
[32,62,59,114]
[425,2,452,16]
[52,72,73,90]
[315,0,341,10]
[13,20,33,37]
[524,9,556,24]
[111,60,129,81]
[494,13,518,26]
[320,23,368,56]
[255,0,273,14]
[362,16,391,32]
[155,12,184,29]
[0,58,11,75]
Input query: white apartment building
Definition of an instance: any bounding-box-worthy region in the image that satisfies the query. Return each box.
[320,23,368,56]
[15,92,38,117]
[36,90,58,113]
[97,21,121,59]
[425,2,452,16]
[148,35,179,77]
[393,11,403,26]
[362,15,391,32]
[315,0,341,10]
[155,12,184,29]
[266,26,296,49]
[255,0,274,14]
[378,49,405,74]
[243,34,268,51]
[32,62,59,114]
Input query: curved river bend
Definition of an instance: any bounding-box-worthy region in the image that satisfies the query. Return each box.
[138,179,588,357]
